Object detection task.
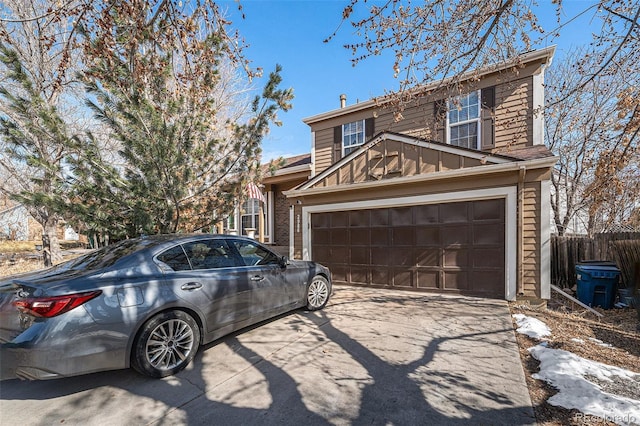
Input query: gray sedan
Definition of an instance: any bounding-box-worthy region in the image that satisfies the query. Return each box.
[0,234,331,380]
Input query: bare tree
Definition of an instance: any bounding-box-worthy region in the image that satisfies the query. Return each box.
[331,1,638,101]
[545,47,639,235]
[0,0,89,265]
[332,0,640,233]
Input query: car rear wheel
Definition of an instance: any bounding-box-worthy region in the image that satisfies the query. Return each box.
[132,310,200,378]
[306,275,330,311]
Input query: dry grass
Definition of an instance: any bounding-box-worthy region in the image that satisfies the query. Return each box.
[0,258,44,277]
[511,295,640,425]
[0,240,40,254]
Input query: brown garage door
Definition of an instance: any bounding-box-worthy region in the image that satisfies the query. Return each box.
[311,199,505,298]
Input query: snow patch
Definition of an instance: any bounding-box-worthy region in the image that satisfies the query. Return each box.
[529,344,640,425]
[588,337,614,348]
[512,314,552,340]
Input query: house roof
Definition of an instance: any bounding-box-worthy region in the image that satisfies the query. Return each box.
[303,46,556,125]
[261,153,312,183]
[494,145,555,161]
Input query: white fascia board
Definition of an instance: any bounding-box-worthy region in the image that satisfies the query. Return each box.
[271,163,312,177]
[311,132,316,178]
[301,186,518,300]
[532,68,546,146]
[285,155,558,198]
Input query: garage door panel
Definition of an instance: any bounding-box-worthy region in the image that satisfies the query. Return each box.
[392,270,413,287]
[331,229,348,245]
[473,224,504,245]
[444,249,468,267]
[332,246,348,260]
[442,225,470,245]
[331,265,348,283]
[392,227,415,246]
[416,248,440,266]
[391,207,413,226]
[371,209,390,226]
[473,199,505,221]
[371,268,389,286]
[350,228,370,245]
[311,198,505,298]
[371,230,390,246]
[371,247,390,266]
[313,246,331,264]
[391,248,415,266]
[351,266,369,284]
[313,229,330,245]
[470,271,504,291]
[444,271,468,290]
[415,204,439,224]
[416,226,440,246]
[472,249,503,268]
[416,269,440,289]
[351,247,370,265]
[440,202,469,223]
[349,210,370,227]
[312,214,330,228]
[331,211,349,227]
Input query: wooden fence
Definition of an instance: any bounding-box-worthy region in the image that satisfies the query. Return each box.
[551,233,640,289]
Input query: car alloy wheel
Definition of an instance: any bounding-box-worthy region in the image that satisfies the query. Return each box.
[132,310,200,378]
[307,276,330,310]
[145,318,195,370]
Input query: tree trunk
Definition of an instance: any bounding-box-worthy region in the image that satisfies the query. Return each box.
[42,218,62,267]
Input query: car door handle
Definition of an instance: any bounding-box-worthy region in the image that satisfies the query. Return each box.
[181,282,202,290]
[250,275,264,282]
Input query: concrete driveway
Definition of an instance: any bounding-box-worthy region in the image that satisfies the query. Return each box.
[0,286,534,425]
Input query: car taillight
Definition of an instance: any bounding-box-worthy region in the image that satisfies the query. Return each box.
[13,290,102,318]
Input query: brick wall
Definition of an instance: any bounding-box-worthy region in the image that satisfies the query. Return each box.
[273,186,290,246]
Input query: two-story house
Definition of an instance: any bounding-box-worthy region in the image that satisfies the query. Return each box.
[248,46,556,302]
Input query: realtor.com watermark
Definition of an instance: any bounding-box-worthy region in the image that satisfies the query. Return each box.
[573,412,638,425]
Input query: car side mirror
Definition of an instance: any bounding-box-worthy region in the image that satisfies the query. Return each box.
[279,256,289,268]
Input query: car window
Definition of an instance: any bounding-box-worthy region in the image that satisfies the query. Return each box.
[183,239,240,270]
[156,245,191,271]
[230,240,280,266]
[62,238,155,271]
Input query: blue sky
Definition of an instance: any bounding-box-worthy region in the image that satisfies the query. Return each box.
[217,0,601,161]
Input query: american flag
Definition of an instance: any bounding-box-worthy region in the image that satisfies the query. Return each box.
[246,182,266,203]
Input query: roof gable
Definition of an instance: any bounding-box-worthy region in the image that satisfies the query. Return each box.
[298,132,519,190]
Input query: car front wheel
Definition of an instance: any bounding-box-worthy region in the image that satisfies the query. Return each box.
[132,310,200,378]
[306,275,330,311]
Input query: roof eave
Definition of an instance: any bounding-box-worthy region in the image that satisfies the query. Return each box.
[303,46,556,125]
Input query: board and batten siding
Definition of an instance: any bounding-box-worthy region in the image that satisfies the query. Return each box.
[495,77,533,150]
[311,74,538,173]
[522,181,542,297]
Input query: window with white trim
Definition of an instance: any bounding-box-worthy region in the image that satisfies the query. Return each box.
[448,91,481,149]
[342,120,365,155]
[241,198,261,235]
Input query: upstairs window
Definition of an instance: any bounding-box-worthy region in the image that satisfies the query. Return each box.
[342,120,365,155]
[448,91,481,149]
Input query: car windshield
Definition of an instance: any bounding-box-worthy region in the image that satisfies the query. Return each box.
[61,239,154,271]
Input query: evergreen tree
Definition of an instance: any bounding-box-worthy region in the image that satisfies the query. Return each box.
[68,0,292,239]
